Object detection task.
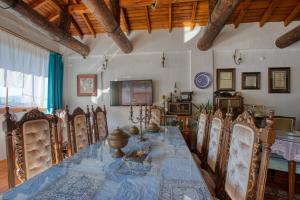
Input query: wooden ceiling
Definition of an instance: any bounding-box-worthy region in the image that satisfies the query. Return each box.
[23,0,300,38]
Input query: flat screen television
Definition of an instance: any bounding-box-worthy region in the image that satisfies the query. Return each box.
[110,80,153,106]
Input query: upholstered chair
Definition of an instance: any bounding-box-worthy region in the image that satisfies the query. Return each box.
[3,108,58,188]
[223,111,276,200]
[272,116,295,131]
[65,106,92,156]
[149,105,162,126]
[91,105,108,142]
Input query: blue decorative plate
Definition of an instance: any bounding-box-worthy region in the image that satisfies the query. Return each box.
[194,72,212,89]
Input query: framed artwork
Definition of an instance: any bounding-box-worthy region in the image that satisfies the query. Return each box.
[216,68,236,91]
[242,72,261,90]
[268,67,290,93]
[77,74,97,96]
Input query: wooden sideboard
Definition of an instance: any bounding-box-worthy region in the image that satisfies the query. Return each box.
[214,96,243,118]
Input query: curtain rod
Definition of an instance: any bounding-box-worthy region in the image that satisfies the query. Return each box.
[0,26,60,54]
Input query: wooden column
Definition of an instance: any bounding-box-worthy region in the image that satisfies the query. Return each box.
[275,25,300,48]
[0,0,90,57]
[82,0,133,53]
[197,0,242,51]
[3,107,16,188]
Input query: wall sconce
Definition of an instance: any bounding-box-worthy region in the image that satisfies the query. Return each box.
[102,55,108,70]
[233,49,242,65]
[161,52,166,68]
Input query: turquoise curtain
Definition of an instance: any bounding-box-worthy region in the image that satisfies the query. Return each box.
[47,51,64,113]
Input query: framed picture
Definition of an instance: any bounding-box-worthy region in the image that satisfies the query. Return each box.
[242,72,261,90]
[77,74,97,96]
[216,68,236,91]
[268,67,290,93]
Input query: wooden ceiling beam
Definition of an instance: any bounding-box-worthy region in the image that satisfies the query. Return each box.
[82,0,133,53]
[190,1,198,30]
[109,0,120,25]
[208,0,217,22]
[120,7,130,35]
[284,3,300,27]
[197,0,242,51]
[234,0,252,28]
[119,0,202,8]
[276,25,300,48]
[259,0,280,27]
[48,12,60,22]
[168,3,172,32]
[59,5,72,33]
[68,4,90,14]
[71,18,84,39]
[145,6,151,33]
[0,0,90,57]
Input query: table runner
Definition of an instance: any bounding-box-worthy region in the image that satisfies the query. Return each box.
[2,126,212,200]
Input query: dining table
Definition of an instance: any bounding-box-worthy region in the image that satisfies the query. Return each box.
[1,126,213,200]
[271,130,300,200]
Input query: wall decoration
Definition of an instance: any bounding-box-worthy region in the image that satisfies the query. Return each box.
[268,67,290,93]
[216,68,236,91]
[242,72,261,90]
[194,72,212,89]
[77,74,97,96]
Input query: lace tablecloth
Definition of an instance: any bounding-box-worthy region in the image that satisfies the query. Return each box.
[271,131,300,162]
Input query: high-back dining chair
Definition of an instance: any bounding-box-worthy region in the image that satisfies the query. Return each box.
[224,111,275,200]
[273,116,295,131]
[65,106,92,156]
[194,108,211,163]
[91,105,108,142]
[3,108,59,188]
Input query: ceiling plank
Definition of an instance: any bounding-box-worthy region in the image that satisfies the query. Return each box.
[145,6,151,33]
[0,0,90,57]
[82,0,133,53]
[284,3,300,27]
[259,0,280,27]
[121,7,130,35]
[80,13,97,38]
[168,3,172,32]
[48,12,60,22]
[276,25,300,48]
[119,0,202,8]
[234,0,252,28]
[197,0,242,51]
[30,0,48,10]
[190,1,198,30]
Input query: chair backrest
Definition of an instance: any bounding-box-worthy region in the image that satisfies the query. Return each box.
[196,109,210,157]
[92,105,108,142]
[149,105,162,126]
[224,111,275,200]
[207,109,224,173]
[273,116,295,131]
[3,108,58,188]
[65,106,92,155]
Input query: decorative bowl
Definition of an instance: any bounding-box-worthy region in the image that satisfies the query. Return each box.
[146,122,160,133]
[107,128,130,157]
[129,126,139,135]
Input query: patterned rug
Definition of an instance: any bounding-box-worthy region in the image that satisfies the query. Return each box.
[265,186,300,200]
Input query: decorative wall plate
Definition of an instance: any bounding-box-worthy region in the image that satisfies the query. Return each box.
[194,72,212,89]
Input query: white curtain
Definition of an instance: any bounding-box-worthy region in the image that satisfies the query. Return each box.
[0,31,49,108]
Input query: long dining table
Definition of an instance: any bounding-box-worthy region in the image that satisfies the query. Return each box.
[1,126,213,200]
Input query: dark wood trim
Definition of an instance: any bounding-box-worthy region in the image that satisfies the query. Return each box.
[268,67,290,93]
[241,72,260,90]
[216,68,236,91]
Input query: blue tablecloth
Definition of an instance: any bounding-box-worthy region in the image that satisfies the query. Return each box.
[2,126,212,200]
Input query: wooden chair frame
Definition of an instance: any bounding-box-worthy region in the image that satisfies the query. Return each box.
[65,106,92,156]
[222,111,275,200]
[273,115,296,131]
[91,105,108,142]
[3,107,58,188]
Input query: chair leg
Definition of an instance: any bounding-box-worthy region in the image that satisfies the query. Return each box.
[288,161,296,200]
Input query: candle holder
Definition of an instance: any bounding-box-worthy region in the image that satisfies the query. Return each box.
[129,104,151,141]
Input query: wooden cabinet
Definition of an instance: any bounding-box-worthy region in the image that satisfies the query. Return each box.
[167,102,192,116]
[214,96,243,118]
